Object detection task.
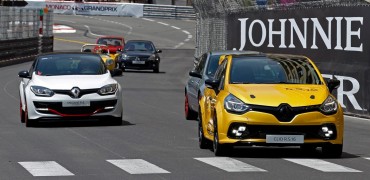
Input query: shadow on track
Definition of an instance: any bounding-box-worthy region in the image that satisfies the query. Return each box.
[204,146,359,159]
[28,119,135,128]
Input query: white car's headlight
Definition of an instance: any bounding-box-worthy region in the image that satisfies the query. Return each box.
[224,94,250,114]
[320,96,338,115]
[30,86,54,97]
[98,84,118,95]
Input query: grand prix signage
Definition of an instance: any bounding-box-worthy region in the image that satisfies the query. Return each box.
[227,6,370,117]
[25,1,143,17]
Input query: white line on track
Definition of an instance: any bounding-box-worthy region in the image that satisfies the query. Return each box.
[195,157,267,172]
[345,115,370,122]
[56,20,76,24]
[184,39,190,42]
[171,26,181,30]
[19,161,74,177]
[157,22,169,26]
[83,16,133,35]
[84,25,103,37]
[107,159,170,174]
[182,30,190,35]
[284,159,362,172]
[142,18,155,22]
[187,34,193,39]
[174,42,185,49]
[365,157,370,160]
[3,79,18,101]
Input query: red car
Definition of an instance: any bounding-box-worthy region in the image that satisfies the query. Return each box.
[96,36,125,54]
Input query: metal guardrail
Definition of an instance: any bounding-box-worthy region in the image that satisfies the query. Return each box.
[143,4,195,20]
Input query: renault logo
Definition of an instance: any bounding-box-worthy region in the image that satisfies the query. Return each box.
[70,87,80,98]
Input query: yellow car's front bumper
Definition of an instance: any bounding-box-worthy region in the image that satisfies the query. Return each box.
[217,109,344,146]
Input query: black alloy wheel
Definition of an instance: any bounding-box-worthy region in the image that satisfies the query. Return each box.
[213,112,231,156]
[198,107,212,149]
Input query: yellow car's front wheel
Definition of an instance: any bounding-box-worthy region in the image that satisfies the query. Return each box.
[213,112,232,156]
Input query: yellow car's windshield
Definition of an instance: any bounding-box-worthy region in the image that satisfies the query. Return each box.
[229,56,322,85]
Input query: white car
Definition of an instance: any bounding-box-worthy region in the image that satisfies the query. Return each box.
[18,52,123,127]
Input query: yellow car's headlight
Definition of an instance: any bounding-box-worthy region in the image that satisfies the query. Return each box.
[224,94,250,114]
[320,96,338,115]
[105,59,114,66]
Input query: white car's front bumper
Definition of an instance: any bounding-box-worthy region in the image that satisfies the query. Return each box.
[25,89,122,120]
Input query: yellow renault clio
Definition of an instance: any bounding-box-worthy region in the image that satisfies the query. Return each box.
[198,53,343,157]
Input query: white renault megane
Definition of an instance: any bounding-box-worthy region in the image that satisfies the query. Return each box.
[18,52,123,127]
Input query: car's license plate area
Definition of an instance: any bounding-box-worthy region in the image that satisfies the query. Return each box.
[132,61,145,64]
[62,100,90,107]
[266,135,304,144]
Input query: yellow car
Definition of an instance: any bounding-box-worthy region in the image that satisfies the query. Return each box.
[81,44,116,71]
[199,53,343,157]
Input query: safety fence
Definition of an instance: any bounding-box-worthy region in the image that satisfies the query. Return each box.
[192,0,370,118]
[0,6,54,66]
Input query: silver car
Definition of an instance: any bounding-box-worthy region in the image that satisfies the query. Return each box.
[185,50,260,120]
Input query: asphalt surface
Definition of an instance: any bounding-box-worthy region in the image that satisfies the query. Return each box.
[0,14,370,179]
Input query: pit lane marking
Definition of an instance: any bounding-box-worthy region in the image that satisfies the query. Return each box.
[195,157,267,172]
[285,159,361,172]
[107,159,170,174]
[19,161,74,176]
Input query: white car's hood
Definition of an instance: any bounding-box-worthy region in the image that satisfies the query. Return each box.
[30,73,117,90]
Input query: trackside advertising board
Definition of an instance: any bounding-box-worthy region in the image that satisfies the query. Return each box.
[226,6,370,117]
[25,1,144,17]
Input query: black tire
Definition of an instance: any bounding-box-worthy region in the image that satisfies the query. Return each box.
[300,144,317,154]
[25,118,37,127]
[112,116,123,126]
[24,106,37,127]
[153,64,159,73]
[20,101,25,123]
[213,113,231,156]
[198,107,212,149]
[185,94,198,120]
[322,144,343,158]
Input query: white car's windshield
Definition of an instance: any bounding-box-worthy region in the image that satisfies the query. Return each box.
[35,54,106,76]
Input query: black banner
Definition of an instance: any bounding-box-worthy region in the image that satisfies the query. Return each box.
[227,6,370,117]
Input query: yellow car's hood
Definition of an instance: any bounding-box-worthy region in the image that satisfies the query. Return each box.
[228,84,329,107]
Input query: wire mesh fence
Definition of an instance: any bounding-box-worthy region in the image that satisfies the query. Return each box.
[192,0,369,57]
[0,6,54,40]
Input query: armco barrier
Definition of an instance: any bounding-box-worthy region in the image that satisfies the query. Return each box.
[143,4,195,19]
[192,0,370,118]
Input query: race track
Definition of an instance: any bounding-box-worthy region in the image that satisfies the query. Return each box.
[0,14,369,179]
